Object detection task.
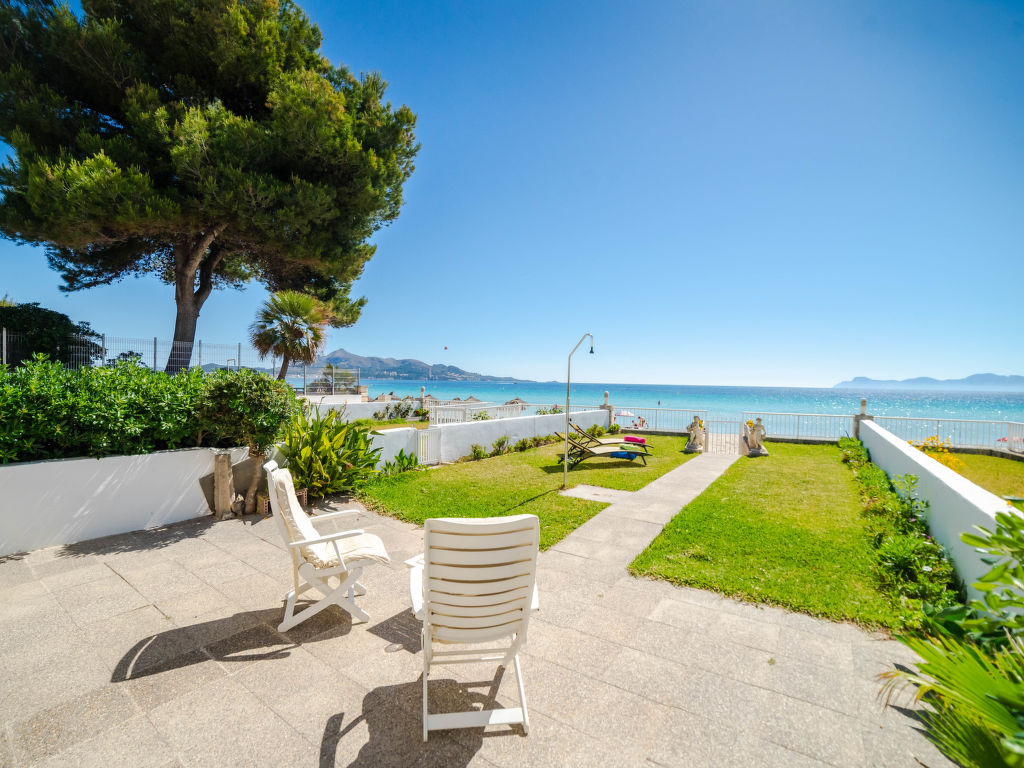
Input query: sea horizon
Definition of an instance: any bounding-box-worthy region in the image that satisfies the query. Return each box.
[353,378,1024,423]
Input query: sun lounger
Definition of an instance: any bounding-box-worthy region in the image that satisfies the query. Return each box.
[569,422,651,452]
[560,436,649,467]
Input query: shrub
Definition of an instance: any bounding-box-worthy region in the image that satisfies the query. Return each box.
[513,438,531,452]
[490,435,510,456]
[472,410,491,421]
[469,444,487,460]
[200,368,298,458]
[1,356,202,463]
[837,437,959,623]
[381,448,418,477]
[910,435,966,473]
[586,424,606,437]
[372,402,413,420]
[277,408,381,498]
[607,423,621,434]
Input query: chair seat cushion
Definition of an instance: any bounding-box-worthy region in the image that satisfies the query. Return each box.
[307,532,390,570]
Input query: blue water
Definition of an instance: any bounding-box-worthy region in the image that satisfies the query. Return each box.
[360,379,1024,422]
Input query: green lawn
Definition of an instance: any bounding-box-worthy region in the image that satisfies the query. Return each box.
[630,443,906,628]
[955,452,1024,512]
[360,435,692,549]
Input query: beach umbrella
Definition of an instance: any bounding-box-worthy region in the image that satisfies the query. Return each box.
[615,410,636,417]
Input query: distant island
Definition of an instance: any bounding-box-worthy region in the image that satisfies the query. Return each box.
[317,348,524,382]
[834,373,1024,392]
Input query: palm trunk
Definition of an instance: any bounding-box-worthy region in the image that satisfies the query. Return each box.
[277,355,290,380]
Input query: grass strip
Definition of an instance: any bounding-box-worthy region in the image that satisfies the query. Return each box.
[630,443,907,628]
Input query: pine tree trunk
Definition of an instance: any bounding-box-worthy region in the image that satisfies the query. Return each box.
[166,296,199,373]
[277,355,290,380]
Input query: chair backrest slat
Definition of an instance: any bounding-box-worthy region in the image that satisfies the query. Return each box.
[424,514,539,645]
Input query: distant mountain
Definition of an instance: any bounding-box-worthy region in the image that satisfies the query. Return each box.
[834,373,1024,392]
[317,348,523,382]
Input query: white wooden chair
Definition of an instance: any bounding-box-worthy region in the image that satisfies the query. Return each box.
[263,460,389,632]
[408,514,540,741]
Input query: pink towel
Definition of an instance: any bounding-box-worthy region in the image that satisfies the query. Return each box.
[623,435,646,444]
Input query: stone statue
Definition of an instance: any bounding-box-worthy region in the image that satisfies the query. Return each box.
[744,417,769,457]
[686,416,706,453]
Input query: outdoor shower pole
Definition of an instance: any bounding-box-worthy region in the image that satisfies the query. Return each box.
[563,333,594,490]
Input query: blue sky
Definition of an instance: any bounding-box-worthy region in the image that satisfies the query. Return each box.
[2,0,1022,386]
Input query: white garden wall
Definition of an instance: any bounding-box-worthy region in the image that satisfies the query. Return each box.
[0,447,248,557]
[860,419,1015,600]
[428,410,608,465]
[370,428,420,467]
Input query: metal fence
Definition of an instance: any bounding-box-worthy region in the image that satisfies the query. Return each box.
[873,416,1024,453]
[741,411,855,442]
[0,328,361,394]
[705,418,742,454]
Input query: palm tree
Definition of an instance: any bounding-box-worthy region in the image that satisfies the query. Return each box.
[249,291,331,380]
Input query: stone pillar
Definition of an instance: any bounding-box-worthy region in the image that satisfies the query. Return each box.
[853,399,873,440]
[213,451,235,520]
[420,386,426,413]
[358,385,369,402]
[600,390,613,428]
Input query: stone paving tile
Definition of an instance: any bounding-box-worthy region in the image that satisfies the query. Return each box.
[120,646,226,711]
[29,715,176,768]
[51,571,149,624]
[0,643,114,721]
[775,624,856,672]
[8,684,137,764]
[0,557,33,591]
[756,690,866,767]
[37,561,114,592]
[149,676,315,768]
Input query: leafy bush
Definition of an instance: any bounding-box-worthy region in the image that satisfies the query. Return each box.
[381,448,418,477]
[513,438,532,452]
[837,437,959,623]
[200,368,299,457]
[472,410,491,421]
[586,424,606,437]
[490,436,510,456]
[607,423,621,434]
[881,512,1024,767]
[1,356,201,462]
[469,444,487,460]
[414,408,429,421]
[277,408,381,498]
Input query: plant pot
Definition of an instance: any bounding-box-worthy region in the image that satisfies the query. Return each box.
[296,487,308,508]
[259,488,307,515]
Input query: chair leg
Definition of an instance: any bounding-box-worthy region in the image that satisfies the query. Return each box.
[353,581,367,597]
[422,630,430,742]
[513,653,530,735]
[278,571,370,631]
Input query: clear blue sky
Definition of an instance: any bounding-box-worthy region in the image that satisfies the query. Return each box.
[2,0,1022,386]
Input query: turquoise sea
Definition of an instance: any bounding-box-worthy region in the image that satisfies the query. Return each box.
[361,379,1024,423]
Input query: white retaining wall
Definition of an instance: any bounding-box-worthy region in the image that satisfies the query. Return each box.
[860,419,1015,600]
[370,428,420,467]
[430,410,608,465]
[0,446,248,557]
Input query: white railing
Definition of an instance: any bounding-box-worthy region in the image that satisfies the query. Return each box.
[609,407,709,433]
[742,411,855,441]
[524,403,600,416]
[424,399,494,409]
[873,416,1024,452]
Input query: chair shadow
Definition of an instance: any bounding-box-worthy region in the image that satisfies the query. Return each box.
[322,668,523,768]
[111,602,353,682]
[367,608,422,653]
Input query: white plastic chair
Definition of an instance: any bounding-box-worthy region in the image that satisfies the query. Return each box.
[409,514,540,741]
[264,460,389,631]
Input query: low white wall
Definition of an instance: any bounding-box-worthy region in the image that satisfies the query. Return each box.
[302,394,364,406]
[428,410,608,464]
[0,447,249,557]
[860,420,1015,600]
[369,428,420,467]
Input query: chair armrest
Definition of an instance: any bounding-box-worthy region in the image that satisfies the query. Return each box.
[287,529,364,549]
[310,509,360,525]
[409,563,425,619]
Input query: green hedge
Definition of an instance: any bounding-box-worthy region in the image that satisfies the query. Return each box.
[0,356,298,464]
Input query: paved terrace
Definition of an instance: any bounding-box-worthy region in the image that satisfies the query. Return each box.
[0,454,951,767]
